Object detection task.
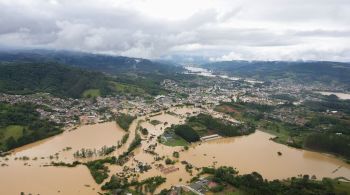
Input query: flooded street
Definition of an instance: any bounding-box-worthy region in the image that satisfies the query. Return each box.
[1,107,350,194]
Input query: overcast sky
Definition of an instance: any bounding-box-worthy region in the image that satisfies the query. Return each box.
[1,0,350,61]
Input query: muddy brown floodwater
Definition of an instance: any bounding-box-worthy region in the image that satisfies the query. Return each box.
[180,131,350,180]
[117,107,350,193]
[1,107,350,195]
[0,122,125,195]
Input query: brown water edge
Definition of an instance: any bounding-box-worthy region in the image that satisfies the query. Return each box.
[0,165,99,195]
[119,130,350,193]
[109,107,350,193]
[10,122,126,163]
[0,122,126,195]
[179,131,350,180]
[1,106,350,195]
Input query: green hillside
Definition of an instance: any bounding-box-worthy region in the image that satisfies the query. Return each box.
[0,62,113,98]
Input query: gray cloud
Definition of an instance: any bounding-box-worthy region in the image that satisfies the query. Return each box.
[0,0,349,61]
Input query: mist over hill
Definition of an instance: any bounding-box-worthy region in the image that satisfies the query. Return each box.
[202,60,350,88]
[0,49,183,75]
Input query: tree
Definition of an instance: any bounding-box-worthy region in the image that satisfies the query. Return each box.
[174,125,199,142]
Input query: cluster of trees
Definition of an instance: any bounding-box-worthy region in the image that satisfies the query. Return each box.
[85,157,116,184]
[200,166,346,195]
[188,114,255,136]
[174,124,200,142]
[304,133,350,159]
[0,102,62,151]
[169,113,256,143]
[115,114,136,131]
[305,115,350,135]
[270,93,298,102]
[85,134,141,184]
[305,95,350,114]
[102,175,166,194]
[86,161,109,184]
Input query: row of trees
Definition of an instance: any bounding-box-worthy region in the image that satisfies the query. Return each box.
[102,175,166,194]
[200,166,345,195]
[304,133,350,159]
[73,145,116,158]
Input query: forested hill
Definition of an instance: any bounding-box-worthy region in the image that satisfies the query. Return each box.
[203,61,350,88]
[0,62,112,98]
[0,49,183,74]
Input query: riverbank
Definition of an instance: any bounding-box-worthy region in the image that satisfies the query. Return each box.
[260,127,350,164]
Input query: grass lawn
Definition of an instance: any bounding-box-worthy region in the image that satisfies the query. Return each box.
[112,82,146,96]
[0,125,24,150]
[259,120,305,144]
[260,125,290,142]
[2,125,24,140]
[163,135,189,147]
[188,121,209,137]
[82,89,101,98]
[333,181,350,194]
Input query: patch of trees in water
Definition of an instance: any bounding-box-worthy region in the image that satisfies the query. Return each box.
[73,145,117,158]
[188,113,256,136]
[168,113,256,143]
[102,175,166,194]
[174,124,200,142]
[115,113,136,131]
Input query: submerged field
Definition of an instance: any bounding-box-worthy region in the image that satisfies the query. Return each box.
[0,106,350,194]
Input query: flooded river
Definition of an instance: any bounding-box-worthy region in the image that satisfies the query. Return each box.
[1,107,350,194]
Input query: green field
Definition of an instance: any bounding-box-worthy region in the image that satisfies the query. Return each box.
[112,82,146,96]
[82,89,101,98]
[187,121,208,137]
[2,125,24,140]
[0,125,24,150]
[163,135,189,147]
[333,180,350,194]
